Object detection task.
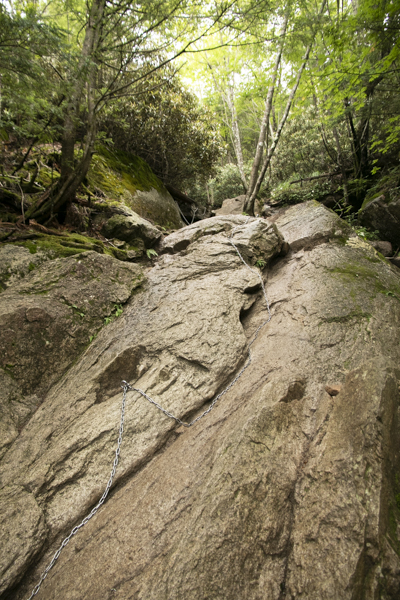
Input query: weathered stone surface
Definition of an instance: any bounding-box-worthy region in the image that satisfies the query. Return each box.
[159,214,284,265]
[359,195,400,246]
[1,204,400,600]
[269,199,356,251]
[0,245,49,291]
[369,239,393,256]
[101,210,162,248]
[88,146,183,230]
[0,251,143,458]
[214,194,245,216]
[389,255,400,269]
[0,486,46,596]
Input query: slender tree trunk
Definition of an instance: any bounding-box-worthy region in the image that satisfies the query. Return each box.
[225,82,247,191]
[244,43,313,214]
[29,0,106,223]
[332,126,349,205]
[207,53,247,192]
[245,13,289,202]
[244,0,327,215]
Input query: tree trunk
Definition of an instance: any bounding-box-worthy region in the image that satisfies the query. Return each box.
[244,0,327,215]
[244,42,313,214]
[225,82,247,191]
[28,0,106,223]
[332,125,349,205]
[245,13,289,203]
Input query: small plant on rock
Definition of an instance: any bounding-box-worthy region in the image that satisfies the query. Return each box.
[255,259,266,269]
[146,248,158,259]
[104,303,123,325]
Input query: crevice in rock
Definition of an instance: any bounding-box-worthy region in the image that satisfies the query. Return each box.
[279,379,306,403]
[94,346,147,404]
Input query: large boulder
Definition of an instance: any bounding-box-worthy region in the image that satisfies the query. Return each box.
[0,251,143,459]
[359,194,400,247]
[88,146,183,230]
[159,214,284,264]
[1,203,400,600]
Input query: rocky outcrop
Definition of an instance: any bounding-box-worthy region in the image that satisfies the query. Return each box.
[359,194,400,247]
[1,204,400,600]
[0,251,143,458]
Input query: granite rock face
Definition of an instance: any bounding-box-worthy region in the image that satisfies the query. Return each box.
[213,195,245,216]
[1,204,400,600]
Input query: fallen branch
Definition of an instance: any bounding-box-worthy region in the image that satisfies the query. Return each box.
[165,183,197,206]
[289,171,340,185]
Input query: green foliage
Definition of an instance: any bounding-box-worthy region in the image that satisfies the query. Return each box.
[362,166,400,209]
[99,68,223,193]
[270,178,336,206]
[104,304,123,326]
[352,226,380,242]
[205,163,246,208]
[0,4,67,144]
[146,248,158,259]
[255,259,266,269]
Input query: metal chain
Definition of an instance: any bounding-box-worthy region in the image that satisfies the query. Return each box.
[26,218,272,599]
[26,386,128,600]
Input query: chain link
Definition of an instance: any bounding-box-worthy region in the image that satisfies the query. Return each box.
[26,386,128,600]
[26,218,272,599]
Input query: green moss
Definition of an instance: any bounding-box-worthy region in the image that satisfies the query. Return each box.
[333,236,349,247]
[2,364,15,379]
[327,257,400,306]
[395,475,400,512]
[321,310,372,324]
[35,166,60,188]
[330,264,378,280]
[88,145,165,204]
[8,232,112,260]
[86,145,181,229]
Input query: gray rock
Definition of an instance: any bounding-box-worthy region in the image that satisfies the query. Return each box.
[270,199,356,251]
[369,239,393,256]
[0,251,143,457]
[214,194,245,216]
[389,256,400,269]
[101,210,162,248]
[359,194,400,246]
[0,245,49,292]
[1,205,400,600]
[261,203,272,217]
[160,214,283,265]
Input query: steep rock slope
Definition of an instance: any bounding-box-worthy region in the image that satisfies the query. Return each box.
[1,203,400,600]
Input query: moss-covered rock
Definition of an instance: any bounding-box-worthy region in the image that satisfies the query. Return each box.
[3,230,141,268]
[87,146,182,229]
[101,212,161,247]
[359,194,400,246]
